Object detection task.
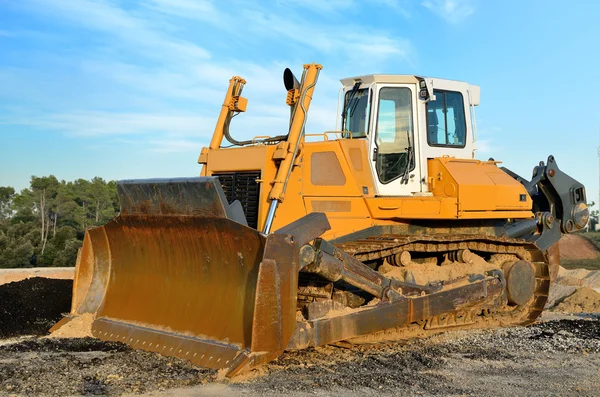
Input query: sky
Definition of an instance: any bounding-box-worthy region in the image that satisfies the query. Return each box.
[0,0,598,206]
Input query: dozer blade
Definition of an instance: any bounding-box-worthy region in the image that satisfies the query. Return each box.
[52,177,327,376]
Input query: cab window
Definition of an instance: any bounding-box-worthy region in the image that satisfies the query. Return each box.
[427,90,466,147]
[341,88,370,138]
[375,87,414,184]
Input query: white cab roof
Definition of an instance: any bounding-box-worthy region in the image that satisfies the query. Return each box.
[340,74,481,106]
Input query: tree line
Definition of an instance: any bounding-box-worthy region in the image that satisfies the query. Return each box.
[0,176,119,268]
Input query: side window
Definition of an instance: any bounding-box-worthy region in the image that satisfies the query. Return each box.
[427,90,466,147]
[342,88,370,138]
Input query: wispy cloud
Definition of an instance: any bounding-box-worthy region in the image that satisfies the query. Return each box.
[2,0,417,153]
[148,139,203,153]
[421,0,475,24]
[371,0,411,18]
[8,112,215,137]
[143,0,228,28]
[276,0,411,18]
[21,0,211,63]
[275,0,356,14]
[245,10,416,69]
[142,0,415,69]
[473,124,502,157]
[474,139,497,156]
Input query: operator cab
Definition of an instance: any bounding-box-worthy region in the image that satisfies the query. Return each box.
[338,75,480,196]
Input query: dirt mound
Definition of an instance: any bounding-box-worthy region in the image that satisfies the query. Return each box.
[553,287,600,313]
[546,284,578,308]
[558,234,600,260]
[546,267,600,309]
[0,267,74,286]
[0,277,73,338]
[47,313,94,338]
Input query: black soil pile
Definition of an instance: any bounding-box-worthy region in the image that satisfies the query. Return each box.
[0,277,72,338]
[0,338,216,396]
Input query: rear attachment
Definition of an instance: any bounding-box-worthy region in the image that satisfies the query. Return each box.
[52,177,327,376]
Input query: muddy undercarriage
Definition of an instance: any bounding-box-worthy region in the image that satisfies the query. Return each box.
[290,230,555,349]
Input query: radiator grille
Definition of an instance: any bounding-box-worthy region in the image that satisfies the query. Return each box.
[214,171,261,229]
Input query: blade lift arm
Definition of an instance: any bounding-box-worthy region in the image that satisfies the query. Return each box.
[198,64,323,234]
[263,63,322,233]
[198,74,293,171]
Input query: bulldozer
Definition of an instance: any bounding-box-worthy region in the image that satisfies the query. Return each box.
[52,63,589,376]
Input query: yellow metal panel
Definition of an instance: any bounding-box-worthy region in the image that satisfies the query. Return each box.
[486,171,531,209]
[301,197,373,239]
[402,199,443,215]
[202,143,534,232]
[206,145,268,171]
[365,196,458,219]
[304,197,371,217]
[302,141,362,197]
[338,139,374,196]
[453,210,534,220]
[310,200,352,212]
[427,158,458,198]
[365,196,533,220]
[428,157,533,216]
[310,152,347,186]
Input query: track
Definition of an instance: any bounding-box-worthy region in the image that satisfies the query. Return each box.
[331,233,553,343]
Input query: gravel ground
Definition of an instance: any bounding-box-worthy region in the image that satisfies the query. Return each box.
[0,277,598,396]
[0,317,599,396]
[0,338,215,396]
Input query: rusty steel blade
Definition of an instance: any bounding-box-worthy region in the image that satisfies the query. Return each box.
[52,177,310,375]
[91,215,268,370]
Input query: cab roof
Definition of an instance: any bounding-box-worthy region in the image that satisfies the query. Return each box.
[340,74,420,86]
[340,74,481,106]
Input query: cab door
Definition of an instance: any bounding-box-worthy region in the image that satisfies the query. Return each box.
[369,85,421,196]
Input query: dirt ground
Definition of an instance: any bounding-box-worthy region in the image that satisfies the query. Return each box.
[0,317,598,396]
[1,258,599,396]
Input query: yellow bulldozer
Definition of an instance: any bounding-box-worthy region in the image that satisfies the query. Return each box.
[53,63,589,376]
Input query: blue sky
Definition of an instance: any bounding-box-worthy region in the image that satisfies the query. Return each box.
[0,0,598,206]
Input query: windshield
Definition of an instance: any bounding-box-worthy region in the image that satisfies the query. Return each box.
[341,88,369,138]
